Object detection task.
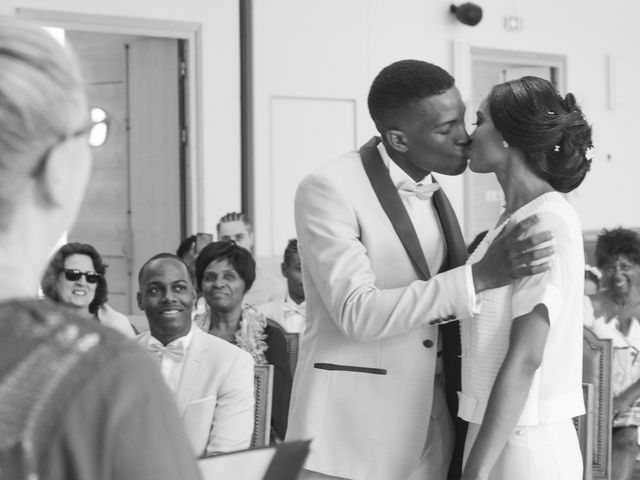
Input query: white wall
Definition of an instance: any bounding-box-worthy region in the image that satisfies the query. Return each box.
[1,0,242,235]
[253,0,640,259]
[4,0,638,255]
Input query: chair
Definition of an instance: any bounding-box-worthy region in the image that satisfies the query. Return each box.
[575,383,594,480]
[251,364,274,448]
[283,332,299,377]
[582,326,613,480]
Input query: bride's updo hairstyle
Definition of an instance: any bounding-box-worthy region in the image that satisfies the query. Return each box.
[0,19,84,227]
[488,76,593,193]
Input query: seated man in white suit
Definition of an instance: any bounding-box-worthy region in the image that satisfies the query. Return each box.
[287,60,555,480]
[136,253,255,456]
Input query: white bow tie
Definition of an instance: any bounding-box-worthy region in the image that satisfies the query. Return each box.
[398,181,440,200]
[284,303,305,317]
[145,340,185,362]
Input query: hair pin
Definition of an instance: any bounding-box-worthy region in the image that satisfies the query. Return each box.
[547,111,556,115]
[554,145,560,152]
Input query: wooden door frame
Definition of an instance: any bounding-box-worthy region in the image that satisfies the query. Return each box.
[453,41,567,238]
[16,8,203,233]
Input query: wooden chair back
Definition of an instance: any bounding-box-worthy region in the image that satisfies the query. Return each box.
[582,326,613,480]
[283,332,299,377]
[251,364,274,448]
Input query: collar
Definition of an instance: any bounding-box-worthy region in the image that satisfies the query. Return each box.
[146,322,194,351]
[376,141,433,189]
[284,293,306,314]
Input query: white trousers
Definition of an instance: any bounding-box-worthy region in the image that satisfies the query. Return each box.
[463,419,582,480]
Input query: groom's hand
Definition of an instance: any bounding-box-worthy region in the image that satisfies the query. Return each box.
[471,214,553,293]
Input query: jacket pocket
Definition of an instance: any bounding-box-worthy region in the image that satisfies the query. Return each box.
[313,362,387,375]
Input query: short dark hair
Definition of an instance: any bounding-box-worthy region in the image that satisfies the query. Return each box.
[283,238,298,266]
[367,59,454,134]
[41,242,108,315]
[488,76,593,193]
[176,235,196,259]
[467,230,488,255]
[584,269,600,289]
[595,227,640,269]
[216,212,253,235]
[195,241,256,293]
[138,253,189,285]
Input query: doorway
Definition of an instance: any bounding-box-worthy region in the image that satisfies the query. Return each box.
[18,10,202,314]
[464,48,566,243]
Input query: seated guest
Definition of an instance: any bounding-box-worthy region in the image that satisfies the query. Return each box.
[136,253,255,456]
[584,227,640,480]
[257,239,306,334]
[217,212,285,306]
[42,242,135,338]
[176,234,212,317]
[176,234,198,283]
[194,241,292,441]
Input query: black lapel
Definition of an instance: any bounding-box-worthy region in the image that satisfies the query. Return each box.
[360,137,431,280]
[432,188,468,272]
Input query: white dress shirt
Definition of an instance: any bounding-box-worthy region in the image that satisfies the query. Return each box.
[257,294,306,334]
[140,326,194,392]
[282,294,306,333]
[378,142,446,274]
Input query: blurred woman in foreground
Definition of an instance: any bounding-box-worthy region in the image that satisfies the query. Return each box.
[0,18,200,479]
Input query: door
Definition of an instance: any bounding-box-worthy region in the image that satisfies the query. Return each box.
[464,49,564,242]
[64,31,186,314]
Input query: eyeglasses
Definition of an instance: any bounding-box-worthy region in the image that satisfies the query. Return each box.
[64,107,110,148]
[63,269,103,284]
[30,107,111,177]
[87,107,110,148]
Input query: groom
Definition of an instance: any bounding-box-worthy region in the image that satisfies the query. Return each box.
[286,60,554,480]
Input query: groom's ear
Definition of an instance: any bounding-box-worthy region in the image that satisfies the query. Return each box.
[384,130,408,153]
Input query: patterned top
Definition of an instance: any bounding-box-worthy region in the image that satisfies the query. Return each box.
[194,305,269,364]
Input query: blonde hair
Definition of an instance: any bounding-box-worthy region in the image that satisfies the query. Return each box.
[0,18,85,226]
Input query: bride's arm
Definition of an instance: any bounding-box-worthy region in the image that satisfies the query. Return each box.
[461,303,550,480]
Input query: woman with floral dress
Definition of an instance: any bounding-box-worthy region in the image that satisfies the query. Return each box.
[584,227,640,480]
[193,240,292,441]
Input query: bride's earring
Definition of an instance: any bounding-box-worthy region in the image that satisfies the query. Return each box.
[502,140,509,148]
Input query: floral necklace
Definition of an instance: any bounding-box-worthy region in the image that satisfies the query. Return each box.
[195,305,269,364]
[233,305,269,364]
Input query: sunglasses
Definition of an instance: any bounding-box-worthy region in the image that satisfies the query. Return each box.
[63,269,103,284]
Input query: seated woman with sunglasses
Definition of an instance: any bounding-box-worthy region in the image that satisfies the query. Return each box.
[41,242,136,337]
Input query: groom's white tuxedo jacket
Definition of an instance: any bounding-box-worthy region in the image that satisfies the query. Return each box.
[286,138,477,480]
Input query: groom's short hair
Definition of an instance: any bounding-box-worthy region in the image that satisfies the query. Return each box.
[368,59,454,134]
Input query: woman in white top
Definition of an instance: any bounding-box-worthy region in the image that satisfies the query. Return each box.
[584,227,640,480]
[459,76,593,480]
